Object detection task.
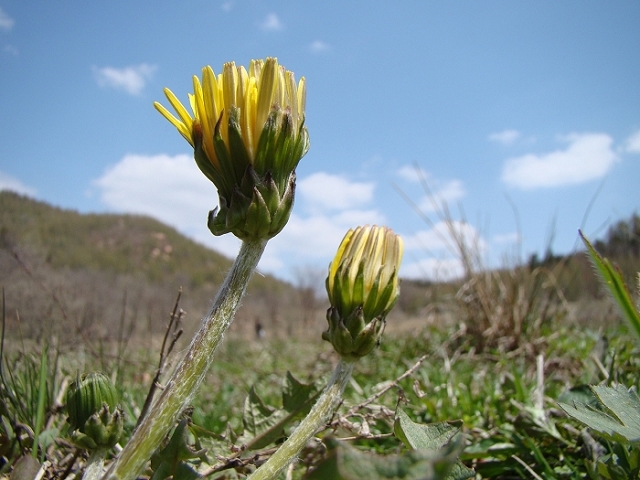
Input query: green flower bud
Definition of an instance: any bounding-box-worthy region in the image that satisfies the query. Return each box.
[66,372,123,450]
[155,57,309,241]
[323,226,403,359]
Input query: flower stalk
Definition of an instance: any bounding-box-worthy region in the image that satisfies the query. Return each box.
[101,239,266,480]
[247,359,355,480]
[249,225,403,480]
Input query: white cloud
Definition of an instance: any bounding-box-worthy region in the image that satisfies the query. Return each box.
[93,158,387,279]
[0,170,37,196]
[400,221,485,280]
[0,8,15,31]
[267,208,385,266]
[403,221,485,255]
[401,257,464,281]
[221,1,234,12]
[298,172,375,211]
[260,13,283,31]
[309,40,330,53]
[92,64,157,96]
[501,133,618,190]
[93,153,221,241]
[625,130,640,153]
[261,172,384,276]
[489,129,521,145]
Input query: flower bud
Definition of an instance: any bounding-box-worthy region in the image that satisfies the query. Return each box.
[323,225,403,359]
[155,57,309,240]
[66,372,123,450]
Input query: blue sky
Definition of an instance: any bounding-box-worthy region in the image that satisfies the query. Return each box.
[1,1,639,283]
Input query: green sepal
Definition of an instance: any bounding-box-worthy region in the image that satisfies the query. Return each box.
[344,306,366,339]
[69,403,124,451]
[253,111,280,175]
[323,306,385,360]
[193,133,220,186]
[70,430,98,450]
[353,318,384,357]
[269,174,296,235]
[207,165,297,240]
[227,107,253,186]
[256,171,282,216]
[244,188,272,238]
[212,117,238,201]
[374,270,399,317]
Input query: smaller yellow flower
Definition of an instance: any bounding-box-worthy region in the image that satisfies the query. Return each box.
[323,225,404,359]
[154,58,309,240]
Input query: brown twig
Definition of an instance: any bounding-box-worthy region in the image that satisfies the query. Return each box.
[136,288,185,427]
[332,351,431,427]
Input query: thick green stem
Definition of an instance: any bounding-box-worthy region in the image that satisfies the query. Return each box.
[248,359,355,480]
[102,239,267,480]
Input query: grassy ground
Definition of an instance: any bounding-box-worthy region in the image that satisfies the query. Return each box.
[2,305,638,479]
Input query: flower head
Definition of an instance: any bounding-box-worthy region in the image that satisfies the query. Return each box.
[154,57,309,240]
[323,225,403,359]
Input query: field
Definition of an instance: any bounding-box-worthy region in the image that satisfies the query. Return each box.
[2,283,640,479]
[1,194,639,479]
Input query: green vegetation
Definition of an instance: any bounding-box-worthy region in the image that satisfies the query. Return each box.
[1,192,639,478]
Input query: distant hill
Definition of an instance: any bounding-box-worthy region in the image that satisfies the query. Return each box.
[0,190,297,340]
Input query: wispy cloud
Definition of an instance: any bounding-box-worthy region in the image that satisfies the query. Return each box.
[501,133,617,190]
[221,1,234,12]
[624,129,640,153]
[489,129,521,146]
[260,13,283,32]
[92,63,157,96]
[0,170,37,196]
[309,40,330,53]
[0,7,15,32]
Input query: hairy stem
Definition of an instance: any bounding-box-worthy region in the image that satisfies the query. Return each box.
[102,239,267,480]
[248,359,354,480]
[83,449,107,480]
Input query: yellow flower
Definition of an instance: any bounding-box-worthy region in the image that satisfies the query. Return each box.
[323,225,404,359]
[154,58,309,240]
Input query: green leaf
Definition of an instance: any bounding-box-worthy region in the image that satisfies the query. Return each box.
[150,419,206,479]
[240,373,319,450]
[393,408,475,480]
[240,386,286,449]
[558,385,600,409]
[282,371,318,417]
[306,436,473,480]
[394,407,462,450]
[559,384,640,445]
[580,231,640,344]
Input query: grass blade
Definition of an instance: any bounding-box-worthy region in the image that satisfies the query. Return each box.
[580,231,640,344]
[32,341,48,460]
